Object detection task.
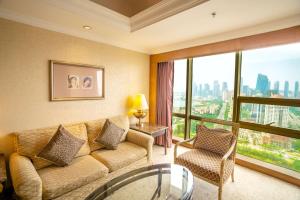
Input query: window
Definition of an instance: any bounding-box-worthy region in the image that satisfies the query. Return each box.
[172,59,188,139]
[192,53,235,121]
[171,42,300,174]
[237,129,300,173]
[240,103,300,130]
[241,43,300,99]
[173,59,187,114]
[172,116,185,139]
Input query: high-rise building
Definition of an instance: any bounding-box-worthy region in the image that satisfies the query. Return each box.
[240,77,243,92]
[204,83,210,97]
[255,74,269,96]
[192,82,198,97]
[242,85,251,96]
[222,82,228,92]
[273,81,280,94]
[264,105,288,128]
[198,84,202,97]
[284,81,289,97]
[294,81,299,98]
[213,80,220,98]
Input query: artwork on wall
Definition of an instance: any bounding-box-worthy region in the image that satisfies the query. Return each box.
[50,60,105,101]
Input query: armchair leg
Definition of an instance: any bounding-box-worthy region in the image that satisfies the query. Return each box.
[231,168,235,182]
[218,185,223,200]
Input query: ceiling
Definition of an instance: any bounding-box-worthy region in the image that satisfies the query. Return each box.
[0,0,300,54]
[91,0,163,17]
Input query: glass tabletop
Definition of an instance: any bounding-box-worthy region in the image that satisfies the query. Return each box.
[86,163,193,200]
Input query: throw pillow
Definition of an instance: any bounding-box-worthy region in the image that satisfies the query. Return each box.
[94,119,125,150]
[193,125,233,155]
[37,125,85,167]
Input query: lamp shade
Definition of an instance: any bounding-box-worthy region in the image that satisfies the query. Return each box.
[133,94,149,110]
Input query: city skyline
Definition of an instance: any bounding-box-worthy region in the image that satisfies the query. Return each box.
[188,74,299,98]
[173,42,300,93]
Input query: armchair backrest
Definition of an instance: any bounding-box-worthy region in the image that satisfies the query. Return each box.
[199,117,239,139]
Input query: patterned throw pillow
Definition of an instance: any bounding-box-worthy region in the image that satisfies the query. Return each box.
[37,125,85,167]
[94,119,125,150]
[193,125,233,156]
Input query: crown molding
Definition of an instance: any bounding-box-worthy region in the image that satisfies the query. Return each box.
[150,14,300,54]
[130,0,209,32]
[45,0,130,31]
[0,7,148,53]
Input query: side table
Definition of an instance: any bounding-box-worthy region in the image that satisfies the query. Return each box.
[0,153,7,194]
[130,123,169,155]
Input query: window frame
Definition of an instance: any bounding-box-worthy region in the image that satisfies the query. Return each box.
[172,49,300,141]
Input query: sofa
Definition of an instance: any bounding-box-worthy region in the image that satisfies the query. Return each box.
[9,115,154,200]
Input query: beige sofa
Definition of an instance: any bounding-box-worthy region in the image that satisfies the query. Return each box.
[9,115,154,200]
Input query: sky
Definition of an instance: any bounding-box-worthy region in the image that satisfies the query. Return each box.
[173,42,300,93]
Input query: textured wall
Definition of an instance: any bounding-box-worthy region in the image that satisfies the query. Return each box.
[0,18,149,156]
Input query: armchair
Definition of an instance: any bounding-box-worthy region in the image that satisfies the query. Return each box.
[174,118,239,200]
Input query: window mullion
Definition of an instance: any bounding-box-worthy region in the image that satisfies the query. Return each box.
[233,51,242,123]
[184,58,193,139]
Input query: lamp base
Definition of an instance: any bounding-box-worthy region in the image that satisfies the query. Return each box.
[133,110,147,127]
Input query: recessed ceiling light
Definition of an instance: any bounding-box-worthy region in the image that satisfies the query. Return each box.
[211,12,216,18]
[83,25,92,30]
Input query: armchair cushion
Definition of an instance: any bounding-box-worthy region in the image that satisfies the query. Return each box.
[193,125,233,156]
[175,149,234,184]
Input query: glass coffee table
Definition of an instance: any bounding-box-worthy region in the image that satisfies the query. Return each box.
[86,163,193,200]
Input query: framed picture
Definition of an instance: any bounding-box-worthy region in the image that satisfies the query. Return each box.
[50,60,105,101]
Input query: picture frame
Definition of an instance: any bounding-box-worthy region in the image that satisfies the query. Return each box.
[50,60,105,101]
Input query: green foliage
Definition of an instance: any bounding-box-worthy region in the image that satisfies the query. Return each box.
[237,144,300,172]
[292,139,300,152]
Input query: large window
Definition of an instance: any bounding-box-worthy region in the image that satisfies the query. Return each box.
[192,53,235,121]
[172,42,300,174]
[172,59,188,139]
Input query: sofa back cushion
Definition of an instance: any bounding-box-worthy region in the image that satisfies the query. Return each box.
[85,115,129,152]
[85,119,106,152]
[16,123,90,169]
[193,125,233,156]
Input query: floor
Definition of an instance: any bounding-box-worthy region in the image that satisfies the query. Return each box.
[152,145,300,200]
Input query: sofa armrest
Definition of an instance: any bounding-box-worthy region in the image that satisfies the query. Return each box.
[126,129,154,162]
[10,153,42,200]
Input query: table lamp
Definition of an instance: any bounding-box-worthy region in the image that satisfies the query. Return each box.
[133,94,149,127]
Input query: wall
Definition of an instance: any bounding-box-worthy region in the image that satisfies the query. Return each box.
[0,18,149,157]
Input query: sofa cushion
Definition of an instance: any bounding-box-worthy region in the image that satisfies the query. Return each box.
[37,155,108,200]
[91,142,147,172]
[37,125,85,167]
[95,119,124,150]
[109,115,129,142]
[85,119,106,152]
[85,115,129,152]
[16,123,90,169]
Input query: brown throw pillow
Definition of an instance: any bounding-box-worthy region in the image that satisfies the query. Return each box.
[193,125,233,156]
[95,119,125,150]
[37,125,85,167]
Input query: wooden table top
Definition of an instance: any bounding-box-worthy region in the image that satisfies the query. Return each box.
[0,154,7,183]
[130,122,168,135]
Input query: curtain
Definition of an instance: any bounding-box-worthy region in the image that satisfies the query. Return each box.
[155,61,174,147]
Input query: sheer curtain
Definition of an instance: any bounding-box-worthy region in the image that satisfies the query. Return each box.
[155,61,174,147]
